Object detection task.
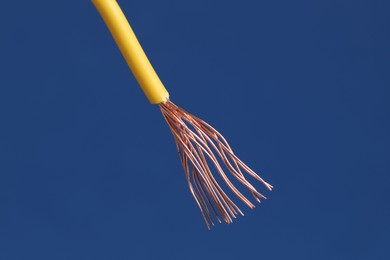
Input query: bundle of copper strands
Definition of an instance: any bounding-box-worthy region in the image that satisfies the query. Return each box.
[92,0,273,228]
[160,100,273,227]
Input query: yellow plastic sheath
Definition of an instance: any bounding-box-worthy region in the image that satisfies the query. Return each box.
[92,0,169,104]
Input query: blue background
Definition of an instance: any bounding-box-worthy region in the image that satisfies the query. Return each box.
[0,0,389,259]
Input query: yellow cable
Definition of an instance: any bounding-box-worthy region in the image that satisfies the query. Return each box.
[92,0,273,227]
[92,0,169,104]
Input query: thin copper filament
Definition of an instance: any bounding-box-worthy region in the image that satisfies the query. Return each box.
[159,100,273,228]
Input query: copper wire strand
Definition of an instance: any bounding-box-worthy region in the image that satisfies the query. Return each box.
[159,99,273,228]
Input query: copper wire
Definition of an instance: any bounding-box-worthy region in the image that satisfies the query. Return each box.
[159,99,273,228]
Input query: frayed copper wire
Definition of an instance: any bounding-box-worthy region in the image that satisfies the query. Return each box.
[159,99,273,228]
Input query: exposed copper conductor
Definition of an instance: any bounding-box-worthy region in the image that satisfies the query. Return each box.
[159,99,273,228]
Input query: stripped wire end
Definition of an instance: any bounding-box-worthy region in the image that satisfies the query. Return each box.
[159,99,273,228]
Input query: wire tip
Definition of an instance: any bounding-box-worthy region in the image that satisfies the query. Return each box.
[159,99,272,228]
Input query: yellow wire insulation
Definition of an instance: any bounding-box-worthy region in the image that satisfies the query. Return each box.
[92,0,169,104]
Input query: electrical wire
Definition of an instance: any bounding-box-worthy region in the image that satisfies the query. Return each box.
[92,0,273,228]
